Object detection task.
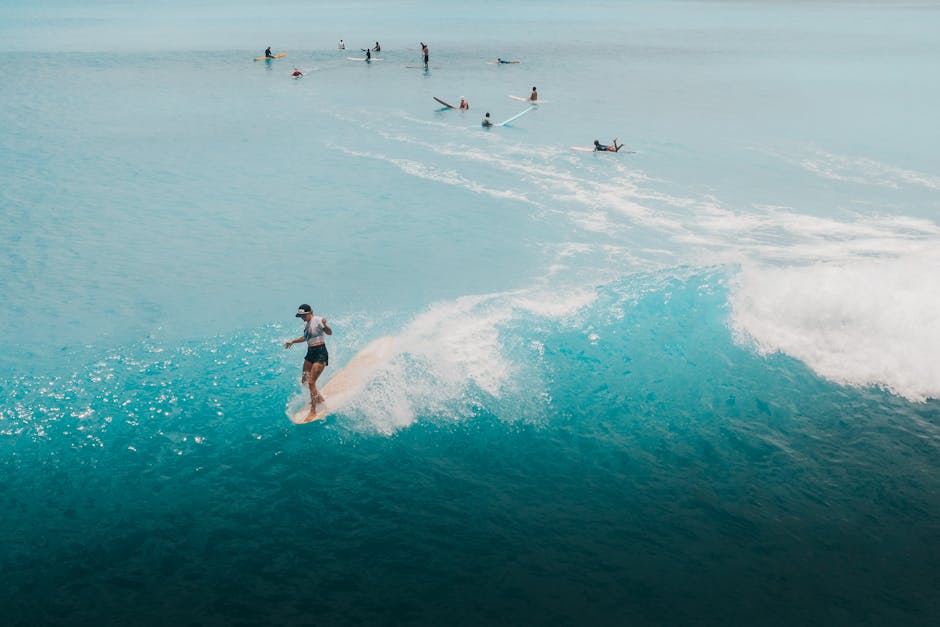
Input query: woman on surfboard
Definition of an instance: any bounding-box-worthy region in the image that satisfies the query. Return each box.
[594,138,624,152]
[284,304,333,415]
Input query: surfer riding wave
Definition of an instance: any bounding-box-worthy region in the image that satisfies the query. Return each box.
[285,304,333,417]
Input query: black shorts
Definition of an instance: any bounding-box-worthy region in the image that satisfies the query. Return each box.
[304,344,329,366]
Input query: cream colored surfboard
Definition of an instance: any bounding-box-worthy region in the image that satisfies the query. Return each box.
[289,335,396,424]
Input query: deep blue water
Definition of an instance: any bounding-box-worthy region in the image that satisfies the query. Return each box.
[2,1,940,625]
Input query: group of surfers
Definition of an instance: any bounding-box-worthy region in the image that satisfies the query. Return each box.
[481,86,538,126]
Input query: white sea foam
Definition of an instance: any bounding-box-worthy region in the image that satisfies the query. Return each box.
[335,286,597,434]
[798,149,940,191]
[333,146,532,203]
[729,246,940,402]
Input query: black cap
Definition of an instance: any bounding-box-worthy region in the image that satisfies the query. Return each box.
[295,304,312,317]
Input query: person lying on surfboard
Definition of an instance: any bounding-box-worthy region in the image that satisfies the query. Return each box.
[265,46,274,58]
[284,304,333,416]
[594,138,625,152]
[459,97,469,110]
[496,58,517,64]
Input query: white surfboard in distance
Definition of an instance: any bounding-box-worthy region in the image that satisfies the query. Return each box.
[289,335,397,424]
[509,95,549,104]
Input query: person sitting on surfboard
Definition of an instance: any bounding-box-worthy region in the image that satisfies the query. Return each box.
[594,138,624,152]
[530,86,538,101]
[284,304,333,414]
[374,42,381,52]
[265,46,274,59]
[338,40,345,50]
[459,97,469,110]
[482,112,494,127]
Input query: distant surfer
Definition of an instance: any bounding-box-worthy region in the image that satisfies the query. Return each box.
[530,86,538,101]
[496,58,514,64]
[374,42,381,52]
[594,138,624,152]
[265,46,274,59]
[459,97,469,110]
[284,304,333,415]
[291,68,303,78]
[421,42,429,69]
[365,48,372,61]
[482,112,494,127]
[338,39,345,50]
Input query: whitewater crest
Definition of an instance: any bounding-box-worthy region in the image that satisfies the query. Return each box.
[330,286,597,435]
[729,246,940,402]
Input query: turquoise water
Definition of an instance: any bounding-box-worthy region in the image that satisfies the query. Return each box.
[2,1,940,624]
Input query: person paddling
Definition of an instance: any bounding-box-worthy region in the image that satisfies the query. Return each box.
[284,304,333,417]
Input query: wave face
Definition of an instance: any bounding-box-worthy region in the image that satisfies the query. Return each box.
[4,271,940,625]
[2,0,940,625]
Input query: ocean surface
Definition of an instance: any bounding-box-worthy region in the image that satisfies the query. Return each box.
[2,1,940,624]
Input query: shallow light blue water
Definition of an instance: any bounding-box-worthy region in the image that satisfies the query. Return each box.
[2,1,940,625]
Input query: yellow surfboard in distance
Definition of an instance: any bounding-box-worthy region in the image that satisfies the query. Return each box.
[290,335,397,424]
[255,52,287,61]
